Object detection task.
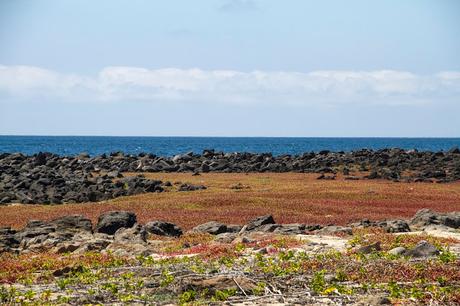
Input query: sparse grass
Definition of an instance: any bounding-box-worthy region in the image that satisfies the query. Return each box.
[1,230,459,305]
[0,173,459,229]
[0,252,128,284]
[350,227,460,251]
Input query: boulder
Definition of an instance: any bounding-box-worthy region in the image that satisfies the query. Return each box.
[17,220,55,240]
[244,215,276,232]
[377,220,411,233]
[226,224,243,233]
[0,227,20,251]
[410,209,460,229]
[315,225,353,236]
[73,239,111,254]
[114,224,147,243]
[105,242,152,257]
[145,221,183,237]
[178,184,207,192]
[49,215,93,233]
[388,246,406,256]
[404,240,439,258]
[251,223,280,233]
[273,224,306,235]
[360,295,392,305]
[214,232,238,243]
[356,242,381,254]
[96,211,137,235]
[192,221,227,235]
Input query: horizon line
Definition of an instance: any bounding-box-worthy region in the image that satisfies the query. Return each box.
[1,134,460,139]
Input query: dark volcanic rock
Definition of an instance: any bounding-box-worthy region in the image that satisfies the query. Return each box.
[357,242,381,254]
[0,227,20,251]
[114,224,147,243]
[377,220,411,233]
[96,211,137,235]
[410,209,460,229]
[273,224,306,235]
[316,225,353,236]
[145,221,183,237]
[50,215,93,233]
[192,221,228,235]
[0,152,164,205]
[18,220,56,240]
[2,148,460,206]
[178,184,207,192]
[244,215,276,232]
[404,240,439,258]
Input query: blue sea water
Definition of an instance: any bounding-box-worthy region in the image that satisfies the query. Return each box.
[0,136,459,157]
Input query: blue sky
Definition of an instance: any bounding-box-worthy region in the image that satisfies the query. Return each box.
[0,0,459,136]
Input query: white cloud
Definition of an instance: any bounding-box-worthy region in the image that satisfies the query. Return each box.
[0,65,459,106]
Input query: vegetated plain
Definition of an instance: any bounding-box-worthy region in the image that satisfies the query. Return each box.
[1,172,459,230]
[1,172,460,305]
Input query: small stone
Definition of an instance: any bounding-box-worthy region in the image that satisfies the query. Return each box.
[357,242,381,254]
[388,246,406,256]
[404,240,439,258]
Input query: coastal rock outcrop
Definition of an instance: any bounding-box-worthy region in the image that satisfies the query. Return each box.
[96,211,137,235]
[410,209,460,229]
[1,148,460,205]
[145,221,183,237]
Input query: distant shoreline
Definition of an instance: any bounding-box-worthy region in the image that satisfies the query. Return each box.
[1,136,460,157]
[1,135,460,138]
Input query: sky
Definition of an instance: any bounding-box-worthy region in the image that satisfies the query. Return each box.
[0,0,459,137]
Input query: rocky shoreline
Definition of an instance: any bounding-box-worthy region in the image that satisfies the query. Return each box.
[1,148,460,205]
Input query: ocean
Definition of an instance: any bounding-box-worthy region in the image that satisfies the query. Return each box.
[0,136,459,156]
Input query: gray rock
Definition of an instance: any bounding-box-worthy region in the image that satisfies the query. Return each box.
[214,232,238,243]
[404,240,439,258]
[254,224,281,233]
[273,224,306,235]
[357,242,381,254]
[178,184,207,192]
[315,225,353,236]
[73,239,111,254]
[377,220,411,233]
[245,215,276,231]
[96,211,137,235]
[17,220,56,240]
[388,246,406,256]
[226,224,243,233]
[192,221,227,235]
[0,227,19,250]
[145,221,182,237]
[49,215,93,233]
[114,224,147,243]
[360,295,392,305]
[410,209,460,229]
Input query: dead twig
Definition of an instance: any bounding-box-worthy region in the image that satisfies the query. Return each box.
[233,277,248,296]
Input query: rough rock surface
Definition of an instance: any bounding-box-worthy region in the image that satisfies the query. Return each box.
[2,148,460,205]
[96,211,137,235]
[192,221,228,235]
[0,152,165,204]
[315,225,353,236]
[410,209,460,229]
[1,209,459,258]
[244,215,276,232]
[145,221,183,237]
[404,240,440,258]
